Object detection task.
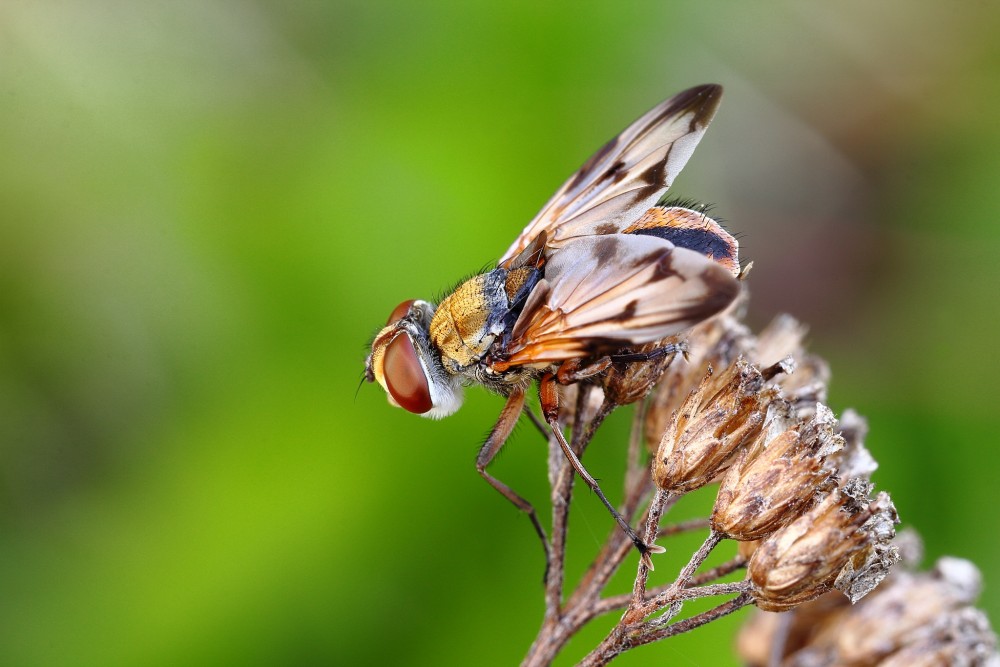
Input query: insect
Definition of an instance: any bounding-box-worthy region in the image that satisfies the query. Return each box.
[364,84,741,567]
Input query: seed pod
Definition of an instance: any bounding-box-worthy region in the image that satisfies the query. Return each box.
[736,539,760,562]
[833,478,901,602]
[876,607,998,667]
[711,404,841,541]
[832,409,879,480]
[652,358,776,493]
[747,482,893,612]
[752,314,831,417]
[738,557,996,666]
[735,590,849,666]
[802,556,984,665]
[644,314,753,452]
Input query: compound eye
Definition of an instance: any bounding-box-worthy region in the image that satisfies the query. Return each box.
[387,299,416,325]
[383,332,433,414]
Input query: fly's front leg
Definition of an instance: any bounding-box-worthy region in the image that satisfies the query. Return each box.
[476,389,550,563]
[539,372,665,570]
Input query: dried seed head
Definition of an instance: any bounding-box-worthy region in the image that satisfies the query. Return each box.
[652,358,777,493]
[877,607,999,667]
[833,480,901,602]
[826,557,985,653]
[758,557,995,667]
[832,409,879,480]
[644,314,753,450]
[735,591,850,666]
[753,315,830,406]
[753,313,810,368]
[746,479,896,612]
[710,403,842,541]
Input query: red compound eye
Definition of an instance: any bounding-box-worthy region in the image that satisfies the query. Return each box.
[384,332,433,414]
[387,299,416,325]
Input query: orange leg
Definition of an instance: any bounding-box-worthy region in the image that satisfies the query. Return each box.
[476,389,550,562]
[555,357,612,384]
[540,372,664,569]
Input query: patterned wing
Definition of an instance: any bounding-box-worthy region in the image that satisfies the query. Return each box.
[499,234,739,367]
[499,84,723,267]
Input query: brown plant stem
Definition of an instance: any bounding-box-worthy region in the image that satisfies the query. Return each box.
[524,402,663,667]
[593,570,748,618]
[631,489,672,606]
[634,593,753,645]
[640,530,723,617]
[579,593,753,667]
[522,399,741,667]
[529,386,614,665]
[658,517,711,539]
[689,555,747,586]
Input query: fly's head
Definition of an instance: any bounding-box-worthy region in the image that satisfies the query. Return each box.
[365,299,464,419]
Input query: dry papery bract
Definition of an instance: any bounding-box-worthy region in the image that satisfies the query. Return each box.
[710,402,842,543]
[738,549,999,666]
[746,480,899,612]
[519,306,997,667]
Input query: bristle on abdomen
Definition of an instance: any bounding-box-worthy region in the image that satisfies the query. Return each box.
[624,206,739,276]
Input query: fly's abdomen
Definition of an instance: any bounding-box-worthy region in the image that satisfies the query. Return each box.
[623,205,739,276]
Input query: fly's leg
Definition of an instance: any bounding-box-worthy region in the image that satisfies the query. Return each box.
[555,357,611,384]
[555,342,688,382]
[608,341,688,364]
[523,405,550,442]
[476,389,551,564]
[539,372,665,569]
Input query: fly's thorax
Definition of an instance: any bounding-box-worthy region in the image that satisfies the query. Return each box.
[503,266,538,301]
[430,269,510,372]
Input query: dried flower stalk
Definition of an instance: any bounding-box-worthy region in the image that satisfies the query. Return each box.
[511,304,996,666]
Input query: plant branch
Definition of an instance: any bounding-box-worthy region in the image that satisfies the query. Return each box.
[657,517,711,539]
[579,593,753,667]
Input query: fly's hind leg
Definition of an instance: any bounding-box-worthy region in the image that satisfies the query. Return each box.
[555,341,688,385]
[476,389,551,564]
[555,357,611,384]
[540,371,665,570]
[608,340,688,364]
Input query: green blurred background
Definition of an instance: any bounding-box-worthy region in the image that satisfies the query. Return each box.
[2,1,999,665]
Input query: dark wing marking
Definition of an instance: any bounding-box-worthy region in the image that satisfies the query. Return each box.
[499,234,739,366]
[499,84,723,267]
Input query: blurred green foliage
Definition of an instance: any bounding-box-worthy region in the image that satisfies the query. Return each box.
[1,1,999,665]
